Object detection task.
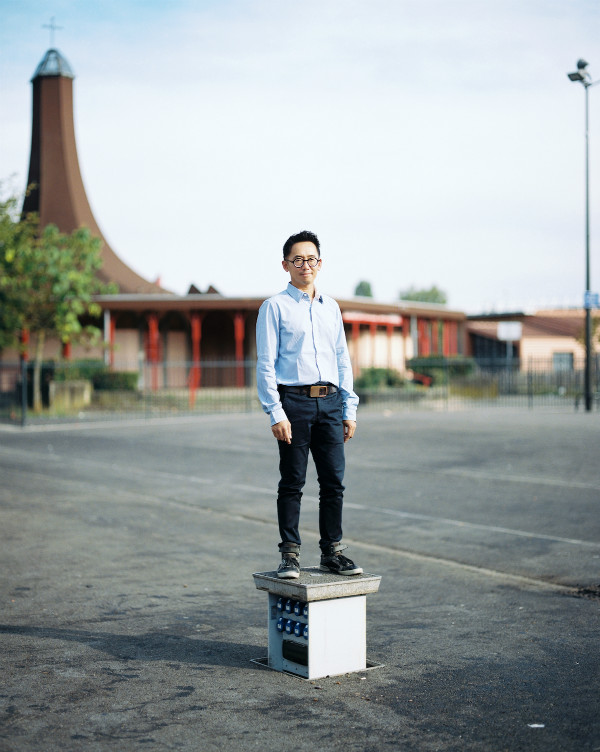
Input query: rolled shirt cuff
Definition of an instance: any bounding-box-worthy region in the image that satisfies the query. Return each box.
[270,405,287,426]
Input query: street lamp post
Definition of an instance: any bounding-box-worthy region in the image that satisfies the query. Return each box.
[567,59,598,412]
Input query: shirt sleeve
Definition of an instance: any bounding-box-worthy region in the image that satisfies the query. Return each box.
[256,299,287,426]
[334,305,359,421]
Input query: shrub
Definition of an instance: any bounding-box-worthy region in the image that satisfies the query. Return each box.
[51,360,138,391]
[52,359,106,382]
[406,356,476,385]
[92,371,138,391]
[354,367,404,390]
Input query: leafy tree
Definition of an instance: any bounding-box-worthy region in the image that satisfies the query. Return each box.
[0,185,116,411]
[399,285,447,305]
[354,280,373,297]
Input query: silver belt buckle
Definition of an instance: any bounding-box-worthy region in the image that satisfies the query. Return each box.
[310,385,328,397]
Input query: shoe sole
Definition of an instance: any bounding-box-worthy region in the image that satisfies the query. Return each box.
[319,564,363,576]
[277,571,300,579]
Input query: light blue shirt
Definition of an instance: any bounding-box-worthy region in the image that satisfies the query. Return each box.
[256,282,359,425]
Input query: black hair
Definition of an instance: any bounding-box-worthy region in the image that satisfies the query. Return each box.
[282,230,320,259]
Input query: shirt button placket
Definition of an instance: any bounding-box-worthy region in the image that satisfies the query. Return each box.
[310,299,321,381]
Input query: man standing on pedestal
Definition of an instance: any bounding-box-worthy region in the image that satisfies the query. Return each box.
[256,230,363,579]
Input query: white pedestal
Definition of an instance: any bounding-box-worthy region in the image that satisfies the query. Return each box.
[253,567,381,680]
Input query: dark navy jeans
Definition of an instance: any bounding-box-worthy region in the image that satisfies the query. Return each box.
[277,388,346,552]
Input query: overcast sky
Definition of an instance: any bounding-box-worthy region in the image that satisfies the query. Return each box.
[1,0,599,312]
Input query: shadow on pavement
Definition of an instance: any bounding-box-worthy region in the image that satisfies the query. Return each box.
[0,623,258,670]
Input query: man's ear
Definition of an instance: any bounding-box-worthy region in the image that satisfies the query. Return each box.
[282,259,290,272]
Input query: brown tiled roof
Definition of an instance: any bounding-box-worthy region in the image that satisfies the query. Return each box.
[467,312,593,340]
[522,315,584,338]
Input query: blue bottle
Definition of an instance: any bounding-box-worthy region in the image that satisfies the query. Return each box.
[276,597,284,612]
[294,621,303,637]
[285,619,294,634]
[285,599,293,613]
[276,617,285,632]
[303,603,309,618]
[294,601,303,616]
[303,624,309,640]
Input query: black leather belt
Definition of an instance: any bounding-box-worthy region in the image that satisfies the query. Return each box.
[278,384,338,398]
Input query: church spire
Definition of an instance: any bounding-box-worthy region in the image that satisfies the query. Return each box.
[22,49,168,295]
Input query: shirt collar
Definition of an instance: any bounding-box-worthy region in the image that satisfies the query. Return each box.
[286,282,323,303]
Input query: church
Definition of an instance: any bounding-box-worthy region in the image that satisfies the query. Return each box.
[4,47,468,388]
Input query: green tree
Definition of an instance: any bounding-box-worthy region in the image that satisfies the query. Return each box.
[354,280,373,297]
[575,317,600,353]
[399,285,447,305]
[0,186,116,411]
[0,193,36,349]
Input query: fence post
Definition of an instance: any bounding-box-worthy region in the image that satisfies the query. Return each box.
[595,353,599,411]
[20,359,27,427]
[444,357,449,410]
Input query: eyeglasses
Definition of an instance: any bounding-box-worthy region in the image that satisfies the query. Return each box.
[287,256,320,268]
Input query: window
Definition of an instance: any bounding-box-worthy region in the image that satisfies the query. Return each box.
[553,352,574,371]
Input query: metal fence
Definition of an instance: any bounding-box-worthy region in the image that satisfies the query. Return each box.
[0,357,598,427]
[357,358,599,412]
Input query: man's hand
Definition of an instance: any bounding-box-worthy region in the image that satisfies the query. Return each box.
[343,420,356,442]
[272,419,292,444]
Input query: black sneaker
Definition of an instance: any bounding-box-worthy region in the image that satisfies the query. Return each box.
[277,553,300,579]
[319,547,363,576]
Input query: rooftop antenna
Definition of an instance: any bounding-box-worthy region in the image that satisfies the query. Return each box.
[42,17,63,47]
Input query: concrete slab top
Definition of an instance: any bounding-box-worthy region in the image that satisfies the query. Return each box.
[252,567,382,601]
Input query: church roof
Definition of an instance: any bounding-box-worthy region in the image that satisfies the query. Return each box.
[24,47,169,295]
[32,48,74,81]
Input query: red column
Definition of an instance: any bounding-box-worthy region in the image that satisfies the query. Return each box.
[443,320,451,356]
[233,313,246,387]
[190,313,203,389]
[61,341,72,359]
[20,329,30,362]
[430,320,437,355]
[147,313,160,391]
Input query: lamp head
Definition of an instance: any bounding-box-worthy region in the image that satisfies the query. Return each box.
[568,60,591,84]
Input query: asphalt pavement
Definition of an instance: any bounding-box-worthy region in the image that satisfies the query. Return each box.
[1,407,599,751]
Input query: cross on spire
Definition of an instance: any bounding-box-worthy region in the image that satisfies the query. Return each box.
[42,17,63,47]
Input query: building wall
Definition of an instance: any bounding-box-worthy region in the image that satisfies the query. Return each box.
[113,330,140,370]
[347,326,405,374]
[520,336,586,366]
[165,331,188,387]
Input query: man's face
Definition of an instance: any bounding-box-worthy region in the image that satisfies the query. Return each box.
[283,241,322,288]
